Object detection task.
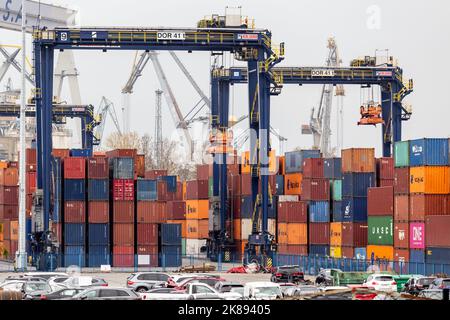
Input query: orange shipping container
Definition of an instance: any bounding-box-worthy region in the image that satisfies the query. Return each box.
[185,200,209,219]
[182,182,187,200]
[0,168,18,186]
[366,245,394,261]
[341,148,375,173]
[277,223,288,244]
[233,219,242,240]
[330,222,343,247]
[167,219,187,238]
[286,223,307,245]
[241,151,251,174]
[268,150,277,174]
[186,219,209,239]
[409,166,450,194]
[0,162,7,169]
[284,173,302,195]
[278,156,285,175]
[52,149,70,158]
[135,154,145,178]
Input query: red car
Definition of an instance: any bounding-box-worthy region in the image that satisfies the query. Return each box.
[175,277,226,290]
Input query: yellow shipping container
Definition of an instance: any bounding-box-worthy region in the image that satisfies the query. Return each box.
[185,200,209,219]
[410,166,450,194]
[330,223,343,247]
[287,223,308,245]
[186,219,209,239]
[10,221,18,241]
[330,246,342,258]
[366,245,394,261]
[277,223,288,244]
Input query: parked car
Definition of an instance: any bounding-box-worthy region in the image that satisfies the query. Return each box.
[126,272,170,292]
[23,272,68,281]
[315,268,342,286]
[166,274,219,288]
[72,287,141,300]
[39,288,85,300]
[4,275,47,283]
[141,282,241,300]
[0,280,52,299]
[55,276,108,290]
[429,278,450,289]
[175,276,226,290]
[283,285,321,297]
[214,282,244,293]
[279,283,297,296]
[243,282,283,300]
[417,289,448,300]
[402,276,435,295]
[271,265,304,284]
[47,276,70,291]
[363,274,397,292]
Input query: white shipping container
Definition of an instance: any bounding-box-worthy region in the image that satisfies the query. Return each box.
[186,239,207,256]
[241,219,253,240]
[257,219,276,236]
[278,195,299,202]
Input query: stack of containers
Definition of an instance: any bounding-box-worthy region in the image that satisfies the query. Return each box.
[408,138,450,274]
[107,149,136,267]
[284,150,321,198]
[277,200,308,255]
[302,158,330,256]
[87,157,110,267]
[51,156,63,246]
[24,149,37,223]
[159,223,182,267]
[0,220,18,259]
[325,158,343,227]
[367,186,394,262]
[0,167,18,223]
[376,158,394,187]
[63,156,86,267]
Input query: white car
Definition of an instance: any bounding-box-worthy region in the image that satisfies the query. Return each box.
[141,282,242,300]
[243,282,283,300]
[363,274,397,292]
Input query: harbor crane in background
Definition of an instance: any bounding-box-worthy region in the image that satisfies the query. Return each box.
[94,96,122,149]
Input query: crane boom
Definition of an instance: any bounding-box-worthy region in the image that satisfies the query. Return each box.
[95,96,122,147]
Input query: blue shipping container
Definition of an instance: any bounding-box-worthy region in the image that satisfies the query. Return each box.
[309,245,329,256]
[110,157,134,179]
[332,201,343,222]
[285,150,321,173]
[275,175,284,195]
[64,179,86,201]
[309,201,330,222]
[136,179,157,201]
[88,245,110,267]
[240,196,253,219]
[88,223,110,245]
[70,149,93,157]
[268,196,277,219]
[64,223,85,245]
[409,138,449,167]
[160,223,182,246]
[409,249,425,275]
[158,176,177,193]
[425,247,450,277]
[64,245,86,267]
[88,179,109,201]
[342,197,368,222]
[342,173,375,197]
[323,158,342,179]
[159,245,182,267]
[354,247,366,260]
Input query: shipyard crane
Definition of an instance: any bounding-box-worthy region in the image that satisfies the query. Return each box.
[94,96,122,148]
[0,45,35,85]
[302,37,344,157]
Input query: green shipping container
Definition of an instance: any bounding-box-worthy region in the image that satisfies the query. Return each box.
[332,180,342,201]
[208,177,214,198]
[394,141,409,167]
[368,216,393,245]
[182,238,186,256]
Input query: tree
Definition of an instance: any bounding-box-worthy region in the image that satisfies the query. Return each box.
[104,131,141,150]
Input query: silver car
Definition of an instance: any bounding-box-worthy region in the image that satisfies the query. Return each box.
[126,272,170,292]
[72,287,141,300]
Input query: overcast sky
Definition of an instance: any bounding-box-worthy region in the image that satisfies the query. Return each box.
[1,0,449,157]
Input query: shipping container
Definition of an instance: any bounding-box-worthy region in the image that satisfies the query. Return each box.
[341,246,355,259]
[277,201,307,223]
[394,195,409,222]
[186,219,209,239]
[394,249,409,264]
[113,201,135,223]
[285,150,321,173]
[379,179,394,187]
[330,222,342,247]
[394,141,409,167]
[278,156,286,175]
[409,222,425,249]
[159,245,182,267]
[26,171,36,194]
[275,175,284,195]
[277,244,308,256]
[341,148,375,173]
[0,168,18,186]
[301,178,330,201]
[145,170,167,179]
[113,223,134,245]
[196,164,209,180]
[308,223,330,245]
[88,245,110,267]
[159,223,182,246]
[0,186,18,205]
[136,179,157,201]
[88,179,109,201]
[158,176,177,193]
[342,173,375,197]
[277,223,287,244]
[167,201,186,220]
[367,186,394,216]
[410,249,426,274]
[366,245,394,261]
[284,173,302,195]
[112,179,134,201]
[393,222,409,249]
[341,197,368,222]
[331,180,342,201]
[286,223,308,245]
[64,201,86,223]
[88,201,109,223]
[185,200,209,220]
[135,154,145,178]
[185,180,209,199]
[87,157,109,179]
[354,247,367,259]
[64,223,85,245]
[88,223,110,245]
[0,205,18,220]
[137,223,159,245]
[330,246,342,258]
[110,157,134,179]
[323,158,342,179]
[425,216,450,247]
[332,201,343,222]
[309,244,329,256]
[394,167,410,194]
[167,219,186,238]
[63,179,85,201]
[185,239,207,256]
[368,216,393,245]
[63,158,86,179]
[302,158,324,179]
[70,149,93,157]
[376,157,394,180]
[106,149,137,158]
[64,245,85,267]
[136,245,158,267]
[309,201,330,222]
[112,245,134,267]
[237,174,251,196]
[52,149,70,159]
[341,222,368,247]
[410,194,448,221]
[410,166,450,194]
[425,247,450,264]
[409,138,449,167]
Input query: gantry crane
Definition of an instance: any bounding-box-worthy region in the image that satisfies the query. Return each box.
[94,96,122,148]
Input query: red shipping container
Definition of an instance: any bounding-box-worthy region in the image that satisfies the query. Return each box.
[393,222,409,249]
[0,205,18,220]
[88,201,109,223]
[301,179,330,201]
[232,196,242,219]
[410,194,448,221]
[137,201,167,223]
[106,149,137,158]
[425,216,450,247]
[136,245,158,267]
[197,164,209,180]
[341,246,354,259]
[112,245,134,267]
[377,158,394,180]
[135,154,145,178]
[394,248,410,263]
[0,168,18,186]
[379,179,394,187]
[26,148,37,165]
[278,244,308,255]
[26,194,33,215]
[137,223,158,245]
[52,149,70,158]
[277,201,307,223]
[63,157,86,179]
[167,201,186,220]
[394,195,409,222]
[228,163,240,176]
[341,223,368,247]
[2,220,11,240]
[87,157,109,179]
[64,201,86,223]
[240,174,251,196]
[173,182,183,201]
[308,223,330,245]
[258,175,276,195]
[185,180,209,200]
[112,201,134,223]
[112,179,134,201]
[26,164,37,172]
[302,158,324,179]
[145,170,167,179]
[0,186,18,205]
[157,180,168,201]
[367,186,394,216]
[394,167,409,194]
[26,172,37,194]
[227,173,240,196]
[113,223,134,245]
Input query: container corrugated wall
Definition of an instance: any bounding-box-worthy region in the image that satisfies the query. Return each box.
[409,138,449,166]
[410,166,450,194]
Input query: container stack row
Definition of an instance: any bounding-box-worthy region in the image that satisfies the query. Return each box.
[0,161,19,258]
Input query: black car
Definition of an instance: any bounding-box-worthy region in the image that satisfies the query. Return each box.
[271,265,304,284]
[39,288,85,300]
[402,277,436,295]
